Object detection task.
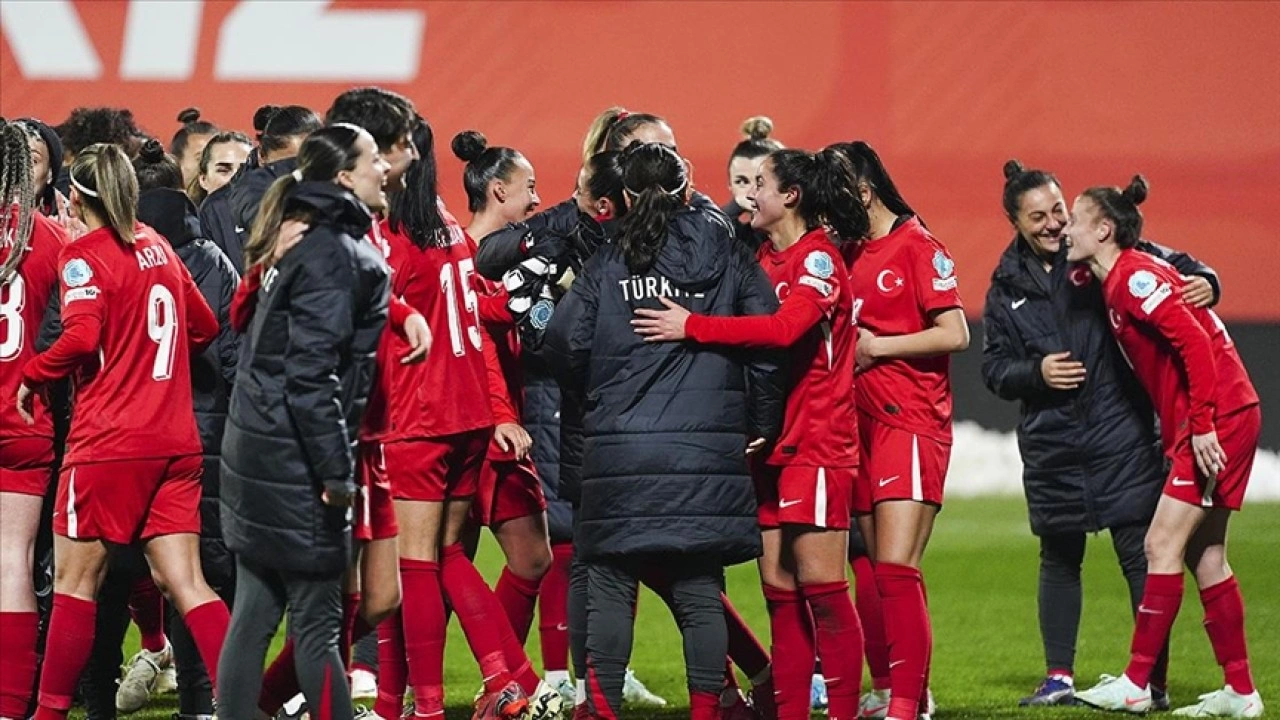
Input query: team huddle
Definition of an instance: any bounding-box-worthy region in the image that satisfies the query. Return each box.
[0,86,1265,720]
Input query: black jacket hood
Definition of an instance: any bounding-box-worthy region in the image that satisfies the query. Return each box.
[286,182,373,239]
[648,205,735,292]
[139,188,203,249]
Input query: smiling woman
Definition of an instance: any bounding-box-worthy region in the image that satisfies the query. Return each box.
[187,130,251,206]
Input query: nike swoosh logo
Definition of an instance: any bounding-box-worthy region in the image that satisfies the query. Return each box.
[556,623,568,632]
[878,475,899,487]
[779,499,803,508]
[1012,298,1028,309]
[1171,477,1195,487]
[1125,697,1146,707]
[1137,606,1163,615]
[889,660,904,668]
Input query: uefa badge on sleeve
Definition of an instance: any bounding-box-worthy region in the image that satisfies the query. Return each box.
[62,258,93,288]
[804,250,835,280]
[1128,270,1158,298]
[931,250,957,291]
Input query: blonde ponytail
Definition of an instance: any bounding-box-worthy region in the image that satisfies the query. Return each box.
[71,143,138,244]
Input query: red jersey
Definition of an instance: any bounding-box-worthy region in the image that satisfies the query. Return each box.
[686,228,858,468]
[468,231,526,460]
[844,217,962,443]
[2,212,68,440]
[1103,249,1258,452]
[23,224,217,464]
[377,217,493,441]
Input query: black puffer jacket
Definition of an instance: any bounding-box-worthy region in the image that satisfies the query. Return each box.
[204,157,300,274]
[138,189,239,545]
[982,237,1219,535]
[221,183,389,575]
[543,203,785,564]
[521,353,573,543]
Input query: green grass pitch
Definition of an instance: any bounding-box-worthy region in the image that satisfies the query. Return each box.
[89,497,1277,719]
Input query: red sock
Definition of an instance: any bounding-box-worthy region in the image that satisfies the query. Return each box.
[1125,573,1183,689]
[851,555,890,689]
[691,690,721,720]
[1201,576,1254,695]
[339,593,362,666]
[34,594,96,719]
[763,584,814,720]
[538,543,572,673]
[182,599,229,691]
[0,611,39,717]
[400,558,446,718]
[440,544,524,694]
[375,610,409,720]
[875,563,929,720]
[129,577,168,653]
[259,639,298,715]
[723,592,770,679]
[495,567,542,644]
[803,581,863,720]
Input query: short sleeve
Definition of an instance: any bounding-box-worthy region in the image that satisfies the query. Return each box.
[912,242,963,314]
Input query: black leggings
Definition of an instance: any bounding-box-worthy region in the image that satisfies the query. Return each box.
[217,558,350,720]
[1038,524,1168,683]
[584,553,726,717]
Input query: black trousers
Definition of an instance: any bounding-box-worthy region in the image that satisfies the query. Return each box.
[584,553,726,717]
[1038,523,1168,682]
[217,558,350,720]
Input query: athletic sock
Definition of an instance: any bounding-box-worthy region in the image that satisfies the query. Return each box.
[128,577,168,653]
[875,563,929,720]
[690,690,720,720]
[400,558,446,718]
[803,581,863,720]
[1201,576,1255,695]
[0,611,39,717]
[538,544,572,675]
[495,567,542,644]
[375,610,409,720]
[851,555,891,689]
[763,584,815,720]
[1125,573,1183,689]
[34,594,97,720]
[182,599,229,691]
[338,592,362,667]
[723,592,771,679]
[439,544,516,693]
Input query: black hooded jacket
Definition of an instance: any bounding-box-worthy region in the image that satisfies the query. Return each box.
[981,237,1219,535]
[542,202,785,564]
[203,157,300,274]
[220,183,389,575]
[138,189,239,541]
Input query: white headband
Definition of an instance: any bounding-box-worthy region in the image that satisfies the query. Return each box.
[70,175,99,198]
[623,178,688,199]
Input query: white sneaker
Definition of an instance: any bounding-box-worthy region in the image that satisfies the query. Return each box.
[859,688,890,719]
[622,668,667,707]
[1172,686,1264,717]
[157,665,178,694]
[530,679,566,720]
[1076,674,1152,714]
[116,640,174,712]
[552,677,575,711]
[350,668,378,700]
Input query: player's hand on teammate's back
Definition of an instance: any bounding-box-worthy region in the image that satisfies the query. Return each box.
[273,219,310,264]
[1180,275,1214,308]
[632,297,689,341]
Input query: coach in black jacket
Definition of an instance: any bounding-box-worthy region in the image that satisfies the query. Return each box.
[981,163,1219,704]
[542,143,784,717]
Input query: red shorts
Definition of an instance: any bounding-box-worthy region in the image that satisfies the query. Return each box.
[384,429,488,502]
[754,463,856,530]
[355,441,398,541]
[855,416,950,513]
[0,436,55,496]
[54,455,202,543]
[473,457,547,527]
[1165,405,1261,511]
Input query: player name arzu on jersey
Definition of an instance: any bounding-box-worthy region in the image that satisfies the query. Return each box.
[135,246,170,271]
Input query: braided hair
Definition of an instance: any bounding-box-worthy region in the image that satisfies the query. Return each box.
[1,119,38,285]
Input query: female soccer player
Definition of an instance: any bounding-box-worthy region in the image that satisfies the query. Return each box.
[373,119,553,720]
[188,131,252,206]
[834,141,967,720]
[0,118,70,719]
[170,108,218,190]
[451,130,554,644]
[17,142,227,720]
[546,141,784,720]
[723,116,782,252]
[633,145,868,720]
[1067,178,1263,718]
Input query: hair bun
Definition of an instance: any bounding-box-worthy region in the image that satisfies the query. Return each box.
[741,116,774,141]
[253,104,282,133]
[139,138,166,163]
[1003,159,1026,181]
[451,130,488,163]
[176,107,202,125]
[1122,175,1149,206]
